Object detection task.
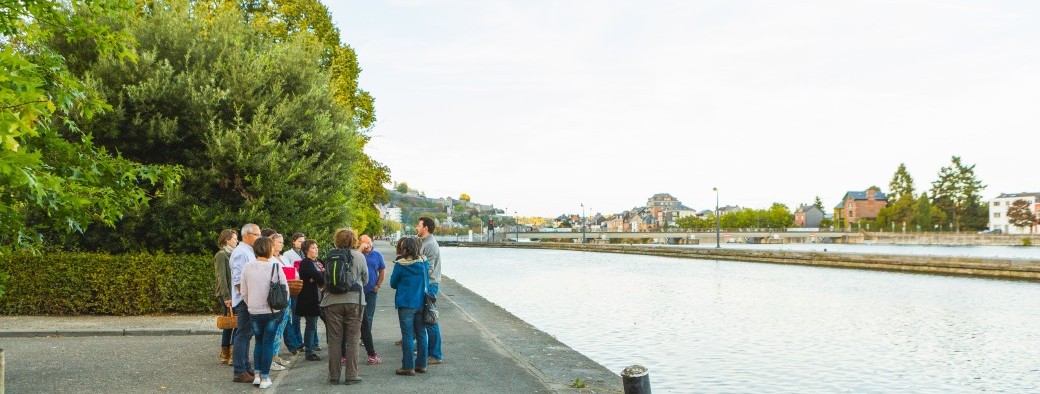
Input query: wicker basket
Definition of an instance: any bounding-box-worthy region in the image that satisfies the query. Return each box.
[216,310,237,330]
[287,279,304,296]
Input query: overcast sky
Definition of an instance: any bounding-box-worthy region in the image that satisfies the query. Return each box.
[325,0,1040,217]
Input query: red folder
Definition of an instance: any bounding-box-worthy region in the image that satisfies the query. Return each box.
[282,266,297,280]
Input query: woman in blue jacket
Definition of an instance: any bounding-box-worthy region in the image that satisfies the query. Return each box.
[389,236,429,376]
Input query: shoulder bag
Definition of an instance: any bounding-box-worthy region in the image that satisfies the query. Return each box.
[268,262,289,311]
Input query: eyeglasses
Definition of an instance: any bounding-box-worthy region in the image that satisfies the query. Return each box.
[249,232,261,237]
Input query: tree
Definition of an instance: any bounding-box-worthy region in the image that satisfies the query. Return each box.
[676,215,710,230]
[395,182,409,193]
[813,196,825,212]
[930,156,986,232]
[459,193,470,202]
[1007,199,1036,233]
[915,193,933,231]
[888,163,915,202]
[1,0,180,251]
[39,1,379,252]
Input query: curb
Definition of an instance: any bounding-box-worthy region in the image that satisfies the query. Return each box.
[0,328,221,338]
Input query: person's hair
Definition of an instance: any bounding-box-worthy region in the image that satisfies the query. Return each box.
[289,232,305,245]
[261,228,277,237]
[334,228,357,249]
[217,229,236,248]
[253,237,274,258]
[240,223,258,237]
[301,240,318,257]
[271,232,283,241]
[419,216,436,233]
[396,236,421,260]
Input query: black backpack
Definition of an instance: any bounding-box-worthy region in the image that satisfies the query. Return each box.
[324,248,362,294]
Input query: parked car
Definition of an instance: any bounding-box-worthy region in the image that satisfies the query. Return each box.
[978,229,1003,234]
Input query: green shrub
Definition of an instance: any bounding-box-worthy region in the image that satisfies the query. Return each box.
[1024,238,1033,247]
[0,251,212,315]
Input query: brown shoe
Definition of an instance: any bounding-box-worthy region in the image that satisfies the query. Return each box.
[428,357,442,365]
[395,368,415,376]
[220,346,232,365]
[232,372,255,383]
[414,367,427,373]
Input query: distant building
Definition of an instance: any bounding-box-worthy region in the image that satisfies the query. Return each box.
[988,192,1040,234]
[377,204,402,223]
[834,189,888,229]
[794,204,824,228]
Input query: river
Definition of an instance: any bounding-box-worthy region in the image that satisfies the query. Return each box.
[441,246,1040,393]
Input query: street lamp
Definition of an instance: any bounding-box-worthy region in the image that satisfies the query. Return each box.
[713,187,720,248]
[580,202,586,244]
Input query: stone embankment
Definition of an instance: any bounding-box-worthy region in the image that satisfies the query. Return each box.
[867,232,1040,246]
[460,242,1040,281]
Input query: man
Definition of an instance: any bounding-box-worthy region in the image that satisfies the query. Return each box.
[230,223,261,383]
[416,216,443,364]
[358,235,386,365]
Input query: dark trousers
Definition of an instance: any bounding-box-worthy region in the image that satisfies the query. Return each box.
[232,301,254,375]
[361,291,378,356]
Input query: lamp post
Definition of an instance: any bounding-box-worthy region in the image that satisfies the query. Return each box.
[713,187,720,248]
[581,202,586,244]
[513,210,517,242]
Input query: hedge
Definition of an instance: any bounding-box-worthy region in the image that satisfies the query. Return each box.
[0,252,214,315]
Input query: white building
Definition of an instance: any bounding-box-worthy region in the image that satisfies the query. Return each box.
[988,192,1040,234]
[377,204,402,223]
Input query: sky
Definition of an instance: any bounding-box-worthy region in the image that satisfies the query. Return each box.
[324,0,1040,217]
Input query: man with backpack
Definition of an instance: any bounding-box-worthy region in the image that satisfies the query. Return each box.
[320,229,368,385]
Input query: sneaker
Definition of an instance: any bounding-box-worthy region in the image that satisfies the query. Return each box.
[344,378,362,385]
[428,357,443,365]
[306,354,321,361]
[366,354,382,365]
[395,368,415,376]
[259,378,273,389]
[274,357,290,367]
[415,367,427,373]
[253,373,261,386]
[271,363,286,371]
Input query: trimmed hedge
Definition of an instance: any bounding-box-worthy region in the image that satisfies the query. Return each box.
[0,252,213,315]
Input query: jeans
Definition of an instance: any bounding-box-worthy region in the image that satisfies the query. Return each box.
[398,307,428,370]
[285,296,302,351]
[219,297,235,347]
[426,283,442,360]
[324,303,362,381]
[251,311,282,378]
[270,305,291,358]
[303,315,320,355]
[361,291,378,356]
[231,301,254,375]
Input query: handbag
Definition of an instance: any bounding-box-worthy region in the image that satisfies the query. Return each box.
[216,308,237,330]
[423,294,438,326]
[268,263,289,310]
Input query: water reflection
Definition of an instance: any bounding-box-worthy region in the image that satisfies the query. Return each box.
[443,247,1040,393]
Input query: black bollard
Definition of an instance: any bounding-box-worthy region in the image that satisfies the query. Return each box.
[621,364,651,394]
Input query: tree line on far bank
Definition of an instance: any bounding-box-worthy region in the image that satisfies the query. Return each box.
[1,0,388,254]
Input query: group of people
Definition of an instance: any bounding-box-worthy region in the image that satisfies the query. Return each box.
[210,217,444,388]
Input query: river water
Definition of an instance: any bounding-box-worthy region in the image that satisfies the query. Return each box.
[441,247,1040,393]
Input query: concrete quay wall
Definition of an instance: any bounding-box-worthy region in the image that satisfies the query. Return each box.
[867,232,1040,246]
[460,242,1040,281]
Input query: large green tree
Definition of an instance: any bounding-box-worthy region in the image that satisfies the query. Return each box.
[888,163,915,202]
[1,0,179,251]
[930,156,986,232]
[41,0,383,252]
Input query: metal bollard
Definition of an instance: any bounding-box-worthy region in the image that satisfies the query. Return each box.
[621,364,650,394]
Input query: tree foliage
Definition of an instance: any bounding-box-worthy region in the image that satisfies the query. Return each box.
[1,0,180,251]
[930,156,986,232]
[34,0,385,252]
[1006,199,1036,233]
[888,163,915,202]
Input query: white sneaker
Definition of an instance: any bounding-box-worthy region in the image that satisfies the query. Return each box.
[271,363,286,371]
[274,357,290,366]
[259,378,273,389]
[253,372,261,385]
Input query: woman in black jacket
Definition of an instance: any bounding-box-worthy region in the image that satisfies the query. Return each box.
[297,239,326,361]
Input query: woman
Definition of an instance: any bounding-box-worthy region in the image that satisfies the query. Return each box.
[212,228,238,365]
[282,233,305,354]
[320,229,368,385]
[239,237,288,389]
[389,236,429,376]
[296,239,325,361]
[268,233,293,370]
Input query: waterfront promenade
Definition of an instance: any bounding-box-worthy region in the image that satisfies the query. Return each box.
[0,241,621,393]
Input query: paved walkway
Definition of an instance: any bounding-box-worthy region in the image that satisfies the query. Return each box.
[0,241,621,393]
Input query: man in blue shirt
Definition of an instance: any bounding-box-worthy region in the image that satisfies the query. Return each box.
[358,234,386,365]
[230,223,260,383]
